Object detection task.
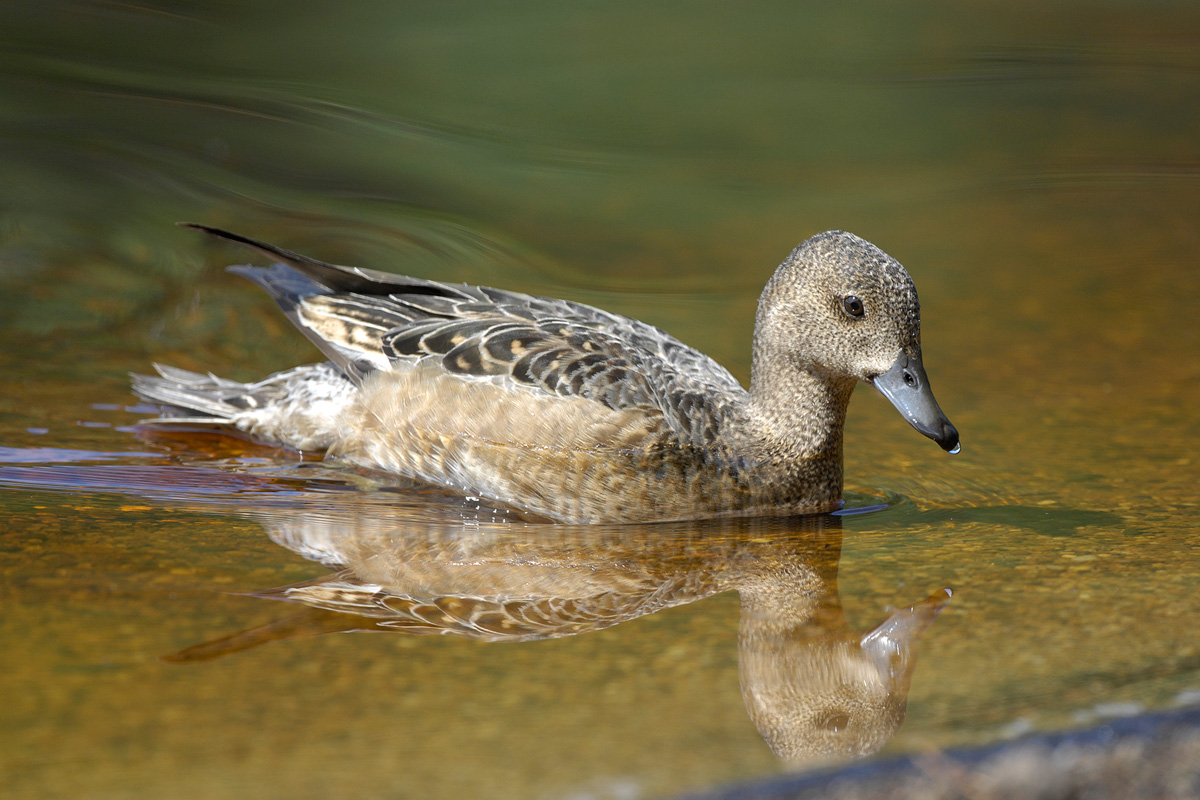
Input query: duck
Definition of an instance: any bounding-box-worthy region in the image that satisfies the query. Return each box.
[133,224,959,523]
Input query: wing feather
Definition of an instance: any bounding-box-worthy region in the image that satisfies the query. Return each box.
[188,225,746,440]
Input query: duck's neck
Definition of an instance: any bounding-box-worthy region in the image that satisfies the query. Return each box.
[745,365,856,501]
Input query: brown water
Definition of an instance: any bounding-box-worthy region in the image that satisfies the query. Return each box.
[2,2,1199,798]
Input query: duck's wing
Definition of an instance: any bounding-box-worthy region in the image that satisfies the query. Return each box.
[184,225,746,440]
[248,570,692,643]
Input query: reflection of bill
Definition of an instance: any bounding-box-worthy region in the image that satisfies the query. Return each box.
[168,504,950,766]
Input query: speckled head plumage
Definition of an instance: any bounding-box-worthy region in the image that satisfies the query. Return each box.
[755,231,920,380]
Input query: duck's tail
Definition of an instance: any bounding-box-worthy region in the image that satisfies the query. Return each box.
[132,364,259,424]
[132,362,354,452]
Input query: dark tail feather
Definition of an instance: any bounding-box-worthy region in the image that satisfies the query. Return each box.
[178,222,335,274]
[178,222,472,299]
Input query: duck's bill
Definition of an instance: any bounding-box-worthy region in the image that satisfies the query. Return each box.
[871,352,960,454]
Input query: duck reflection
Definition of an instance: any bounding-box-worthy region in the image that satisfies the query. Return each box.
[170,500,949,765]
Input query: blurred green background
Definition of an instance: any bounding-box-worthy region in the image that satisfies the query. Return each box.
[2,2,1198,799]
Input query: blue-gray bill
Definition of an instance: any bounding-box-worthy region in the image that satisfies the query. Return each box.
[871,352,961,454]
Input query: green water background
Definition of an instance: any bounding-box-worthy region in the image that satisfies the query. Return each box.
[1,2,1198,798]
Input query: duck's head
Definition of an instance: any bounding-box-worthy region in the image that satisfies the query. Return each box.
[754,230,959,454]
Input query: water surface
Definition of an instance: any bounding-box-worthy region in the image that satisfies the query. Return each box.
[2,2,1199,798]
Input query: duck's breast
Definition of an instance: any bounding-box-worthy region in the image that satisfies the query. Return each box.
[333,360,680,521]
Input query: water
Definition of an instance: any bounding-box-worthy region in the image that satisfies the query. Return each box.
[2,1,1199,798]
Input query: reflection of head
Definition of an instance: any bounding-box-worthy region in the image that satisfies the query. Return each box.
[739,589,950,765]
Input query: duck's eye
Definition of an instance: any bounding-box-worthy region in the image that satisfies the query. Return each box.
[820,711,851,733]
[842,296,865,318]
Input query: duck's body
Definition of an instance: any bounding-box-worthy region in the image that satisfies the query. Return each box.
[135,225,958,523]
